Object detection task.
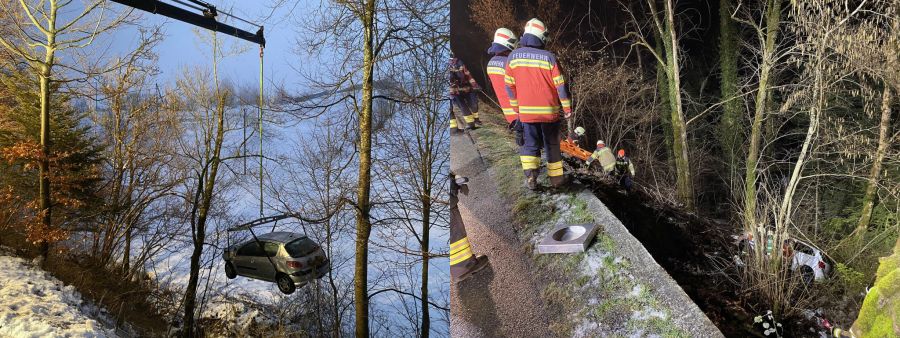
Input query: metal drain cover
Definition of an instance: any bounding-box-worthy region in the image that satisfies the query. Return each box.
[537,223,600,254]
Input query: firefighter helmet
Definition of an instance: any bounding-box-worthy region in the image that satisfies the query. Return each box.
[597,140,605,147]
[574,126,585,136]
[524,18,548,42]
[493,28,518,51]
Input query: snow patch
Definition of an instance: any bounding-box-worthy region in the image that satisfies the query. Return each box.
[0,254,119,337]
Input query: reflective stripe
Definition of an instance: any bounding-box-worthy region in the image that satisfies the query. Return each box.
[487,66,505,75]
[450,243,470,256]
[548,161,563,177]
[450,119,458,128]
[504,75,516,85]
[553,75,565,86]
[519,106,560,114]
[509,99,519,106]
[450,237,469,251]
[464,115,475,123]
[450,250,473,266]
[520,155,541,170]
[549,168,563,177]
[473,112,479,119]
[560,99,571,108]
[502,108,516,115]
[509,59,552,70]
[450,247,472,260]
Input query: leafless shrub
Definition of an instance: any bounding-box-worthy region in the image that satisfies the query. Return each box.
[567,55,677,202]
[469,0,517,35]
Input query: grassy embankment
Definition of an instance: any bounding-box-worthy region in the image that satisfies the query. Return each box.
[469,107,688,336]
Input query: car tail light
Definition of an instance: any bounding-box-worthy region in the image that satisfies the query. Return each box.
[287,261,304,269]
[818,261,826,269]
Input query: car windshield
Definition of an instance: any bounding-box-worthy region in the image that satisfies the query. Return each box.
[284,238,318,257]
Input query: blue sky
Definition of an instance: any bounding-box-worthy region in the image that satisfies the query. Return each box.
[106,1,309,91]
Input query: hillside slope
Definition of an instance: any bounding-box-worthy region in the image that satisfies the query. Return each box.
[0,248,123,337]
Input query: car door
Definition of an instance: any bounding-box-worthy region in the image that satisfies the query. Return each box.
[254,241,280,282]
[233,241,266,278]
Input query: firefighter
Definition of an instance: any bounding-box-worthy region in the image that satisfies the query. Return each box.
[504,18,572,190]
[586,140,615,173]
[566,126,585,145]
[614,149,636,192]
[448,55,481,132]
[486,27,519,125]
[449,172,489,283]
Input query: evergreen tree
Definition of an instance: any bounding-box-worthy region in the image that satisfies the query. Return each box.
[0,68,102,251]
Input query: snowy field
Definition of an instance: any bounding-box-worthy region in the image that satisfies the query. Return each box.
[0,251,121,338]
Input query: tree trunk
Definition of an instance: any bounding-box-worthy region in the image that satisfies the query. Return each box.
[181,227,203,337]
[662,0,695,210]
[354,1,376,336]
[183,46,228,335]
[778,45,823,228]
[718,0,741,179]
[743,0,782,231]
[37,3,58,260]
[420,186,431,338]
[38,63,51,258]
[123,225,131,273]
[655,30,674,166]
[182,107,225,336]
[856,87,892,233]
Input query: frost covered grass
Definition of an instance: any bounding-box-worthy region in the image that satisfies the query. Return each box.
[0,249,123,338]
[472,109,689,337]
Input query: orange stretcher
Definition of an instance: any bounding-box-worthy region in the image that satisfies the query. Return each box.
[560,138,592,161]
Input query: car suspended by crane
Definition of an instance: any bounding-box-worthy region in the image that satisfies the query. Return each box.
[109,0,334,294]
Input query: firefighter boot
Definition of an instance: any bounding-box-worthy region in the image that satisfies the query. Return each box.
[525,169,539,190]
[550,175,569,190]
[463,114,478,130]
[473,112,483,126]
[453,255,489,283]
[450,118,462,135]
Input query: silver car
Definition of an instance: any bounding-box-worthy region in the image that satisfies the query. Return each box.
[223,231,330,294]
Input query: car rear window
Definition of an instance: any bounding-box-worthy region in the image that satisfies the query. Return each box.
[284,238,319,257]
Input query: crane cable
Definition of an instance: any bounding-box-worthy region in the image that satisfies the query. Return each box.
[259,45,265,218]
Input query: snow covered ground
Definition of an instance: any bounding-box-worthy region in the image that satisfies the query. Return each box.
[0,251,121,338]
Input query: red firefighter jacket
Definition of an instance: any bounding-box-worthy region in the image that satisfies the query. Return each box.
[504,47,571,123]
[487,55,517,123]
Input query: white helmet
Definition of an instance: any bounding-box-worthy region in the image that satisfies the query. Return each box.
[597,140,605,146]
[574,126,585,136]
[524,18,548,42]
[493,28,518,50]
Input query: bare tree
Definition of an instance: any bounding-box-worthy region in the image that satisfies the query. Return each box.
[175,30,244,336]
[734,0,786,231]
[624,0,695,210]
[88,29,178,275]
[375,26,450,336]
[288,0,448,335]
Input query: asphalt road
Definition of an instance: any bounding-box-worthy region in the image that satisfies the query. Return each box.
[449,130,554,338]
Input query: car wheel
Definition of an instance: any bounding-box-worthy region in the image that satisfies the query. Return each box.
[276,274,295,294]
[224,262,237,279]
[800,266,815,286]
